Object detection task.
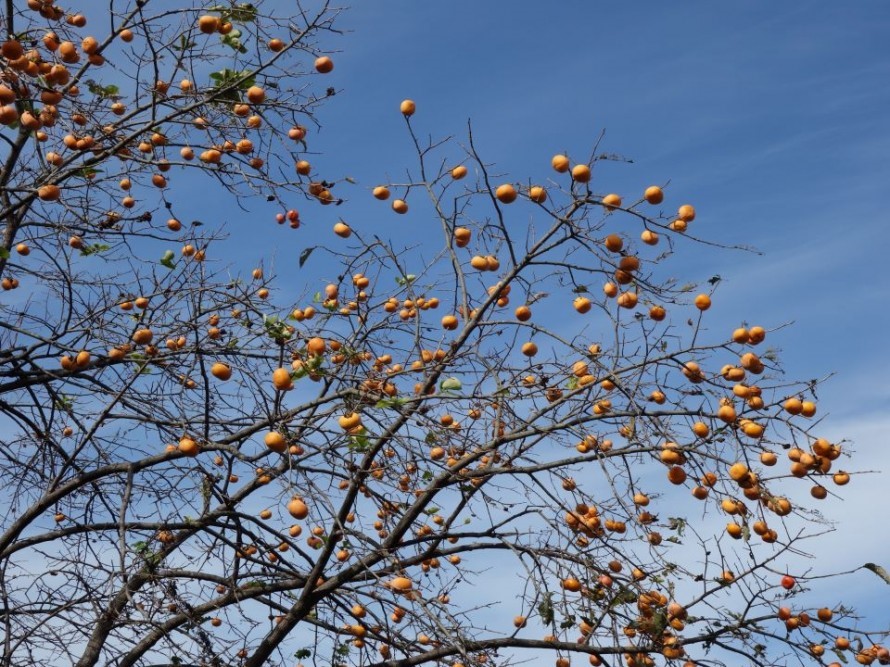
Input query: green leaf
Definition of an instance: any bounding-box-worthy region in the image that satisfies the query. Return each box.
[208,68,256,102]
[537,593,554,625]
[833,648,849,664]
[375,397,409,409]
[80,243,110,256]
[299,246,316,268]
[348,433,370,453]
[210,3,258,22]
[85,80,120,99]
[0,247,9,259]
[262,314,293,342]
[73,167,102,179]
[440,377,461,391]
[160,250,176,269]
[54,395,74,412]
[221,29,247,53]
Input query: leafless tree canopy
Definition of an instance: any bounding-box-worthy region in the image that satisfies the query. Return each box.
[0,2,886,667]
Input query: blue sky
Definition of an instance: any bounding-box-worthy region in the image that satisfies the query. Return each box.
[221,0,890,636]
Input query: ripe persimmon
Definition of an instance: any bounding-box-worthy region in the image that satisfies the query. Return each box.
[717,404,737,423]
[178,437,199,457]
[691,421,709,438]
[400,99,416,116]
[521,342,538,357]
[389,576,412,591]
[571,164,591,183]
[728,462,749,482]
[287,497,309,519]
[454,227,471,247]
[470,256,488,270]
[198,15,219,33]
[603,234,623,252]
[38,184,61,201]
[616,291,637,309]
[211,362,231,380]
[641,231,660,248]
[748,325,766,344]
[495,184,517,204]
[552,154,570,172]
[562,577,582,592]
[760,451,777,466]
[601,193,622,210]
[338,413,362,430]
[264,431,287,453]
[667,466,687,485]
[668,219,687,232]
[132,329,153,345]
[677,204,696,222]
[272,367,293,391]
[528,185,547,203]
[682,361,704,383]
[618,256,640,272]
[314,56,334,73]
[644,186,664,204]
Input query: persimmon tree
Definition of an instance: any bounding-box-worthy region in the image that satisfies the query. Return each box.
[0,2,887,667]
